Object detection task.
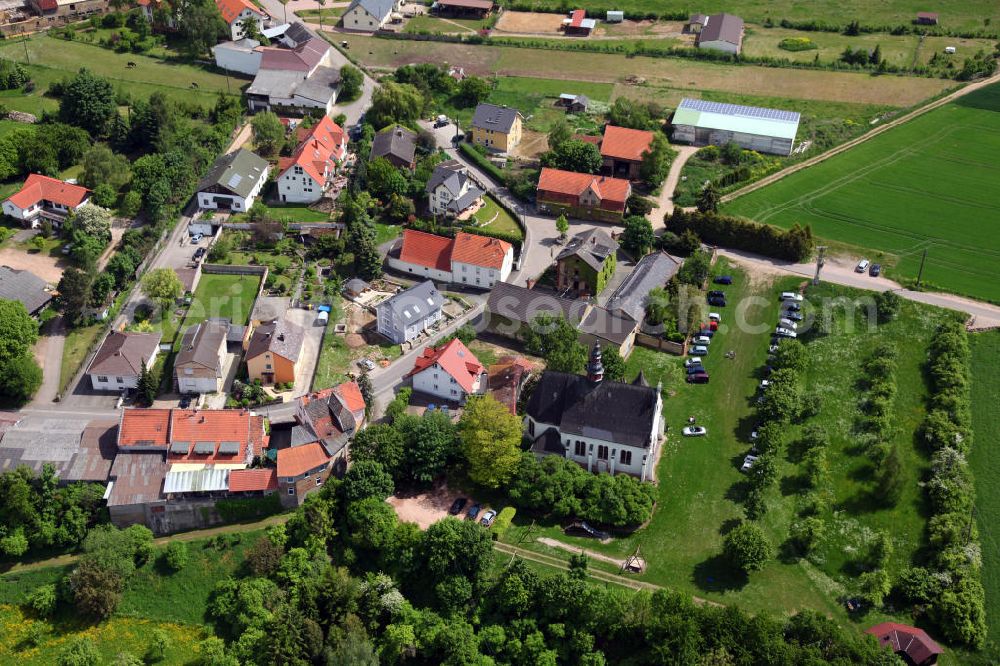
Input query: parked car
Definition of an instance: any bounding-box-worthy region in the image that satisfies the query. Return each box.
[775,327,797,339]
[179,394,193,408]
[783,311,804,322]
[691,345,709,355]
[777,318,798,330]
[686,364,705,375]
[703,320,719,331]
[870,263,882,277]
[448,498,468,515]
[708,290,726,298]
[685,357,703,367]
[191,233,204,243]
[466,504,482,520]
[759,380,770,391]
[358,358,376,371]
[708,295,727,307]
[708,312,721,322]
[741,455,759,473]
[193,247,207,261]
[565,521,610,540]
[768,344,780,354]
[61,243,73,255]
[479,509,497,527]
[682,426,707,436]
[856,258,870,273]
[780,292,804,302]
[750,428,759,441]
[686,372,710,384]
[713,275,733,285]
[782,302,802,312]
[693,335,712,345]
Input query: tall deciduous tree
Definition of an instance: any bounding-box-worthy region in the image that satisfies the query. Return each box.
[0,299,39,360]
[339,65,364,102]
[141,268,183,312]
[368,83,424,128]
[600,345,626,382]
[58,266,95,323]
[523,314,586,374]
[59,69,116,137]
[459,394,522,489]
[251,111,284,157]
[620,215,654,257]
[542,139,602,174]
[723,522,773,572]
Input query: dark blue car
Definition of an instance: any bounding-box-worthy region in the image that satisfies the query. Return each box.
[714,275,733,285]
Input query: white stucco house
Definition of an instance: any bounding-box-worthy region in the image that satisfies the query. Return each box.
[275,116,347,203]
[375,280,444,344]
[216,0,269,40]
[388,229,514,290]
[2,174,90,228]
[525,343,664,481]
[212,38,264,76]
[196,149,270,212]
[426,160,485,218]
[341,0,395,31]
[86,331,162,392]
[407,338,486,403]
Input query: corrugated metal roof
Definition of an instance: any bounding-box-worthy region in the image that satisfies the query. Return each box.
[674,98,800,141]
[163,467,230,493]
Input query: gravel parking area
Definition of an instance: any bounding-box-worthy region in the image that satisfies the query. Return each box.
[387,484,471,529]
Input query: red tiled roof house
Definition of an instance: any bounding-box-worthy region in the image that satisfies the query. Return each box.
[216,0,268,40]
[276,116,347,204]
[536,167,631,223]
[388,228,514,289]
[865,622,943,666]
[600,125,655,180]
[407,338,486,403]
[2,174,90,229]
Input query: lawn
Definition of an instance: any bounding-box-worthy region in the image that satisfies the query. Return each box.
[232,203,330,223]
[486,75,613,132]
[405,14,486,33]
[969,331,1000,661]
[295,6,345,21]
[0,34,243,115]
[343,33,954,106]
[60,323,106,393]
[375,222,402,247]
[471,195,523,240]
[724,82,1000,303]
[501,262,954,629]
[188,273,261,326]
[510,0,1000,33]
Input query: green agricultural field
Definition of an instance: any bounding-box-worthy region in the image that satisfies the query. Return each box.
[512,0,1000,34]
[969,331,1000,661]
[502,267,954,632]
[724,82,1000,303]
[0,34,243,115]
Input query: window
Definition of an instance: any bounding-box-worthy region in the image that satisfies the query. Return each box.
[316,477,322,486]
[597,445,609,460]
[528,420,535,436]
[287,487,295,495]
[574,441,586,457]
[265,364,272,370]
[451,389,457,395]
[116,377,124,384]
[97,375,108,382]
[621,450,633,466]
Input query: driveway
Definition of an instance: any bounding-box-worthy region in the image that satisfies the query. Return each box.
[29,315,65,406]
[648,145,699,229]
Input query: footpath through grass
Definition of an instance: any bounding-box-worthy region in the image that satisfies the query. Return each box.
[969,331,1000,661]
[724,82,1000,303]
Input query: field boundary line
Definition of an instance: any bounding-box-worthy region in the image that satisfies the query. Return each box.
[721,70,1000,205]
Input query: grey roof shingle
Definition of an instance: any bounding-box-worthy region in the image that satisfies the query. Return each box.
[176,319,230,372]
[197,149,269,199]
[370,124,417,165]
[348,0,394,20]
[0,265,51,314]
[526,370,659,448]
[606,252,682,323]
[578,306,637,346]
[379,280,444,324]
[470,103,521,134]
[87,331,162,379]
[246,317,306,363]
[699,13,744,46]
[486,282,589,327]
[556,228,619,273]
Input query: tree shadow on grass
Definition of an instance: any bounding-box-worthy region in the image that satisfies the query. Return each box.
[692,554,748,593]
[724,479,749,504]
[779,474,810,497]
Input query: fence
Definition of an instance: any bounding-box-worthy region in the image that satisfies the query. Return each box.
[635,331,687,356]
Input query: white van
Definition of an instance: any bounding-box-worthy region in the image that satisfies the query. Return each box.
[945,46,956,54]
[856,259,870,273]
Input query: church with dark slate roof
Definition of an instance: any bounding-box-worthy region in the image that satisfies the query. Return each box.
[524,343,664,481]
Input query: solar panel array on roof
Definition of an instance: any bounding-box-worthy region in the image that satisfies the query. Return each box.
[194,441,216,455]
[227,173,244,189]
[170,441,191,454]
[218,441,241,455]
[679,98,800,123]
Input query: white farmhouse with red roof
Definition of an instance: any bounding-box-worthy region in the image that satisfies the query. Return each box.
[408,338,486,403]
[388,228,514,289]
[275,116,347,203]
[215,0,269,40]
[2,174,90,228]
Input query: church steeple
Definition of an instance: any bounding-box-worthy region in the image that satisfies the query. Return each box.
[587,341,604,384]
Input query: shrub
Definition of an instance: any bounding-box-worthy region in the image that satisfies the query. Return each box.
[788,517,824,556]
[215,494,282,522]
[778,37,818,51]
[723,522,772,572]
[491,507,516,541]
[666,209,813,262]
[458,142,505,184]
[27,583,58,616]
[164,541,189,572]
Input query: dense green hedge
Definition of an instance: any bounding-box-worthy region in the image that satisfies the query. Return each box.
[215,493,283,523]
[666,209,814,262]
[458,142,506,184]
[491,506,516,541]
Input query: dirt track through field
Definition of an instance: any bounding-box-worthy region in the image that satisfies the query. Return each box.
[721,70,1000,205]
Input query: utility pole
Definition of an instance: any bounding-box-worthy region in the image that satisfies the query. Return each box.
[812,245,827,285]
[916,248,928,288]
[21,31,29,65]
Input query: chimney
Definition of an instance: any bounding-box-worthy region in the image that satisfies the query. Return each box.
[587,341,604,384]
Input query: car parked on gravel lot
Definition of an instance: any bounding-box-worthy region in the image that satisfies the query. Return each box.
[686,372,710,384]
[466,503,481,520]
[682,426,707,436]
[358,358,376,371]
[780,292,803,302]
[856,259,870,273]
[449,498,467,515]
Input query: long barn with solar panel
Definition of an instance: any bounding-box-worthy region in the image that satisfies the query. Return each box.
[671,98,801,156]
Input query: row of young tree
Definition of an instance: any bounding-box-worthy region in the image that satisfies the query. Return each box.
[895,319,986,647]
[666,208,815,262]
[0,300,44,405]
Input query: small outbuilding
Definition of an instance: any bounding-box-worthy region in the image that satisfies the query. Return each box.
[685,13,708,33]
[557,93,590,113]
[563,9,596,36]
[605,10,623,22]
[915,11,939,25]
[865,622,943,666]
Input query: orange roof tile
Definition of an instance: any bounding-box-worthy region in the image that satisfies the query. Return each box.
[332,380,366,414]
[600,125,655,162]
[118,408,171,447]
[452,232,512,270]
[168,409,259,463]
[278,116,345,186]
[229,468,278,492]
[407,338,484,393]
[277,442,330,477]
[399,228,453,271]
[537,168,630,205]
[215,0,264,24]
[6,174,90,211]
